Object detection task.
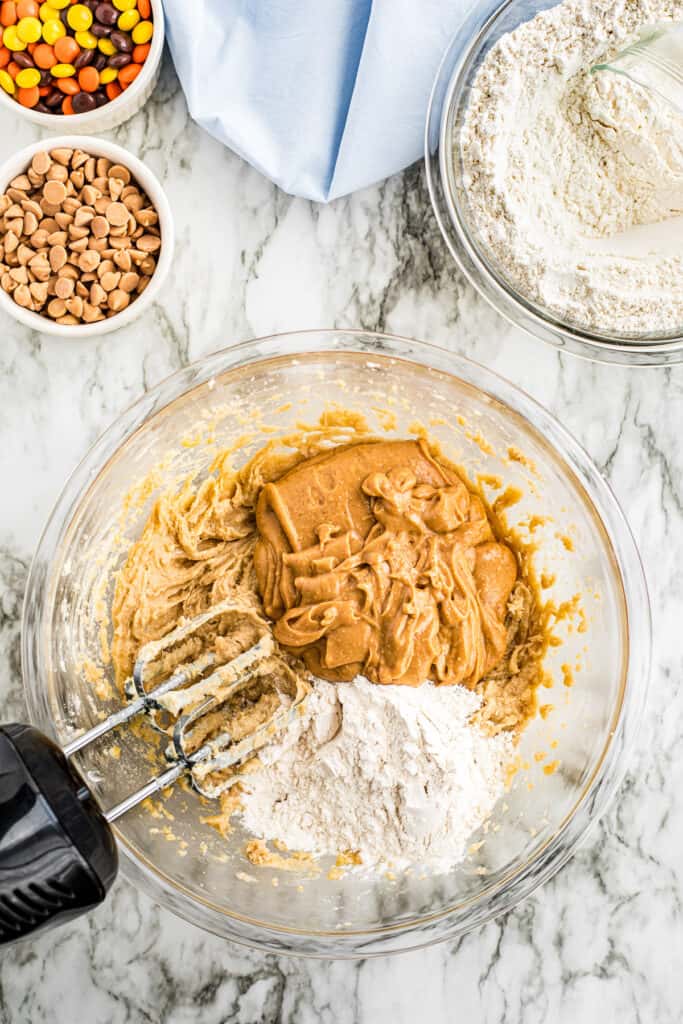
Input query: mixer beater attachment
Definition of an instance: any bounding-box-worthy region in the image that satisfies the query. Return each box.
[62,599,309,819]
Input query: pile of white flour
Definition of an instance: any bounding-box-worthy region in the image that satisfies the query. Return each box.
[238,678,512,870]
[460,0,683,335]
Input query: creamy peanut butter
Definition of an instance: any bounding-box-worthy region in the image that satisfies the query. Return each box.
[254,439,517,688]
[111,422,546,737]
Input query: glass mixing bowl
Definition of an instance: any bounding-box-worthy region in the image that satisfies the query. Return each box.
[425,0,683,366]
[22,330,650,956]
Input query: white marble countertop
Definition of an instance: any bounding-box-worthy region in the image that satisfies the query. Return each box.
[0,52,681,1024]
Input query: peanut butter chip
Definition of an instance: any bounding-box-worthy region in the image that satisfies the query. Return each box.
[49,246,67,272]
[119,272,140,293]
[100,270,121,292]
[138,234,161,253]
[50,148,73,167]
[108,288,129,312]
[91,216,109,238]
[47,298,66,318]
[43,181,67,206]
[78,250,101,273]
[55,277,74,300]
[108,164,131,185]
[14,284,31,308]
[31,151,52,177]
[1,149,161,326]
[106,202,129,227]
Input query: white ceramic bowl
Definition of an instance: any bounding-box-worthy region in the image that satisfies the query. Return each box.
[0,0,164,133]
[0,135,174,339]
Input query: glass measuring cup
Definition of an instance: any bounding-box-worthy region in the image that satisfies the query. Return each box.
[592,22,683,114]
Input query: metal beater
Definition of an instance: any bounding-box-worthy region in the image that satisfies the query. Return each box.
[0,601,309,945]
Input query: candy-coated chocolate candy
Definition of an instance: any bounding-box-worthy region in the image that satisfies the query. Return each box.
[131,18,150,44]
[116,7,137,30]
[74,27,95,47]
[71,86,94,110]
[66,3,92,32]
[50,59,74,75]
[0,66,15,91]
[0,1,17,27]
[2,24,26,48]
[41,17,65,43]
[17,81,38,103]
[33,40,55,65]
[16,14,41,41]
[15,63,38,84]
[94,2,116,24]
[16,0,39,18]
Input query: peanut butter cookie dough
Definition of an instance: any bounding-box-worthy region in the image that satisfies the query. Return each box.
[112,426,546,736]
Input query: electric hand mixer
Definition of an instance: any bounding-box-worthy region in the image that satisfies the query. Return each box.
[0,600,308,946]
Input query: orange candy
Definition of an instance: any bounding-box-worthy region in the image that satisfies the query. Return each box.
[0,45,8,67]
[33,42,55,67]
[137,0,150,17]
[56,74,77,93]
[16,0,38,16]
[17,83,38,106]
[53,34,79,63]
[61,94,72,113]
[105,79,120,100]
[132,42,149,63]
[118,61,140,88]
[38,83,48,94]
[7,59,19,77]
[0,1,17,26]
[77,63,97,91]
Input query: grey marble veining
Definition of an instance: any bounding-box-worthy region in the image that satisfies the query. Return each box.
[1,53,682,1023]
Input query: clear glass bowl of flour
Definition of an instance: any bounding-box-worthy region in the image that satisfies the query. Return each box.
[426,0,683,365]
[22,331,650,956]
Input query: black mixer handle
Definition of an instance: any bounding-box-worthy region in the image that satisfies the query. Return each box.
[0,723,118,946]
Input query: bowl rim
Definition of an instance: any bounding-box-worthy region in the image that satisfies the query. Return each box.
[21,329,652,956]
[0,133,174,338]
[0,0,164,131]
[424,0,683,367]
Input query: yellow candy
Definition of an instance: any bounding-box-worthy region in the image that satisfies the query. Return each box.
[42,18,65,44]
[2,26,27,51]
[113,0,136,10]
[75,29,97,48]
[51,62,76,77]
[97,37,115,55]
[39,3,58,22]
[67,4,92,31]
[0,69,15,95]
[17,16,43,43]
[99,66,118,84]
[16,67,41,88]
[117,9,139,31]
[131,20,153,45]
[48,0,70,8]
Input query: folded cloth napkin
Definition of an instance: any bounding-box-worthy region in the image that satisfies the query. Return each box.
[163,0,468,202]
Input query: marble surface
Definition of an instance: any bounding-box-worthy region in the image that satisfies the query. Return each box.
[0,52,682,1024]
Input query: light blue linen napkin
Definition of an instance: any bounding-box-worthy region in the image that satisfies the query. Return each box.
[163,0,468,202]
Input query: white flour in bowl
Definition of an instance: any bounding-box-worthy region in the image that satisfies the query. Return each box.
[460,0,683,335]
[238,677,513,871]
